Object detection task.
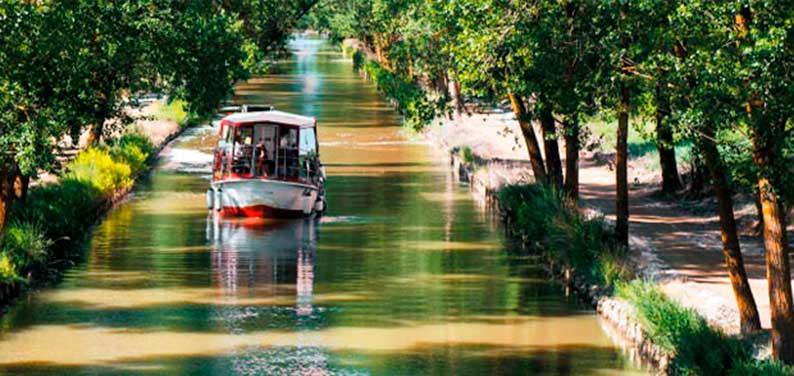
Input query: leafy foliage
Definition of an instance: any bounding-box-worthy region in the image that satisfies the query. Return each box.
[497,184,631,288]
[5,129,154,292]
[364,61,445,130]
[66,149,134,196]
[0,222,51,283]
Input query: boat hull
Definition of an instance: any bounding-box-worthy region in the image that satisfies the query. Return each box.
[210,179,320,219]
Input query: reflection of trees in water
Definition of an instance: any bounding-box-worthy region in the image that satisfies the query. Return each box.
[208,216,344,374]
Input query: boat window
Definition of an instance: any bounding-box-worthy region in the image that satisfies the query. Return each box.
[221,123,230,142]
[277,127,300,178]
[253,124,277,177]
[231,126,255,176]
[298,128,319,181]
[299,128,317,156]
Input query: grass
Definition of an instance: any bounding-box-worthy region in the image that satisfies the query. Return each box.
[499,182,794,375]
[2,131,154,292]
[498,184,631,289]
[729,360,794,375]
[586,116,652,156]
[0,222,51,284]
[616,280,749,374]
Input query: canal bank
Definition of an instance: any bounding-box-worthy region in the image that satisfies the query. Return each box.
[0,104,187,312]
[0,36,643,375]
[343,38,667,371]
[344,38,790,374]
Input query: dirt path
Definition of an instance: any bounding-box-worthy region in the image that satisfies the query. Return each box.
[428,109,786,336]
[578,157,776,336]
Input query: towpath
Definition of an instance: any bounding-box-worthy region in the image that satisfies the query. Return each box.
[428,110,783,336]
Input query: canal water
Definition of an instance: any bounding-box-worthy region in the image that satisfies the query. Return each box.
[0,37,642,375]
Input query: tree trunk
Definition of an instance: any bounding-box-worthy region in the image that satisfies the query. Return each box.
[701,130,762,334]
[687,145,707,196]
[754,186,765,235]
[760,181,794,363]
[14,174,29,201]
[508,93,547,183]
[447,76,463,120]
[89,121,104,145]
[655,82,682,193]
[564,116,580,201]
[752,120,794,363]
[540,103,563,189]
[0,165,15,234]
[616,85,630,248]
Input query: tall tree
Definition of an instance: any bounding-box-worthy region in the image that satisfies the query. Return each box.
[700,126,763,334]
[673,0,793,348]
[450,0,550,183]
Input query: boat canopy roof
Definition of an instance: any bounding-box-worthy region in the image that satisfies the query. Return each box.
[221,110,316,129]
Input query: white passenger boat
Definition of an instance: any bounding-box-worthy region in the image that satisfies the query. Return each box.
[207,107,326,218]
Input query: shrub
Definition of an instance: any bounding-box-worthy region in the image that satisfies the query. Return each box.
[0,127,156,295]
[0,253,19,285]
[151,98,191,127]
[0,222,51,273]
[730,360,794,376]
[461,146,476,165]
[363,60,445,130]
[352,50,365,72]
[110,133,154,175]
[498,184,561,242]
[14,178,101,243]
[616,280,749,374]
[66,148,133,196]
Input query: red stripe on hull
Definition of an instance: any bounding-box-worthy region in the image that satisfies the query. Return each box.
[220,205,307,219]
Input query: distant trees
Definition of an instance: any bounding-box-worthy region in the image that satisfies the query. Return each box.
[307,0,794,363]
[0,0,313,233]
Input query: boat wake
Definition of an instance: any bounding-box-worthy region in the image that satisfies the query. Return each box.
[319,216,369,224]
[160,148,214,173]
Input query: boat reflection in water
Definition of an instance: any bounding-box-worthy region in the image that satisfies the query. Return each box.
[206,215,331,374]
[207,215,318,314]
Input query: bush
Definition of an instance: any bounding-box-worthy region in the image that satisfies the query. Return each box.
[730,360,794,376]
[151,98,191,127]
[363,60,445,130]
[66,148,133,196]
[0,222,50,272]
[498,184,561,242]
[110,133,154,175]
[352,49,365,71]
[14,178,101,243]
[0,128,156,296]
[461,146,476,165]
[0,253,19,285]
[616,280,749,374]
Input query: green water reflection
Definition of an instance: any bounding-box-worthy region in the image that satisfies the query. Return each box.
[0,36,642,375]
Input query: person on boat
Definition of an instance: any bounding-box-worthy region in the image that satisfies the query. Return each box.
[255,137,269,176]
[232,132,254,174]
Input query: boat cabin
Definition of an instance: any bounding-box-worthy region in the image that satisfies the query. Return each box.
[213,111,321,185]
